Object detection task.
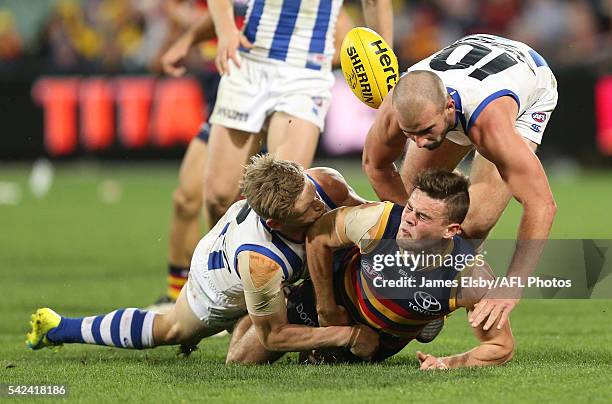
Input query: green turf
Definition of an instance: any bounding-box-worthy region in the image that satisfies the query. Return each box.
[1,162,611,403]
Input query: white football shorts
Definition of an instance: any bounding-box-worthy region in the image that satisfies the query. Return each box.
[209,52,334,133]
[514,66,558,145]
[184,273,246,330]
[184,240,247,330]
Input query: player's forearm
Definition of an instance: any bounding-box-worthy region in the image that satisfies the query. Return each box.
[363,162,408,203]
[507,200,556,279]
[442,342,514,369]
[361,0,393,46]
[208,0,237,37]
[261,324,352,352]
[188,12,217,45]
[306,230,339,313]
[171,13,215,53]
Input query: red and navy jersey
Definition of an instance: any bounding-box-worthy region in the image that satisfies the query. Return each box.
[334,203,475,339]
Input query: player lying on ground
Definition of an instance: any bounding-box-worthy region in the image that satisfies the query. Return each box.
[363,34,558,329]
[292,169,514,369]
[25,155,379,362]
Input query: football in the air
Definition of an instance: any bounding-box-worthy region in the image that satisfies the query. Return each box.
[340,27,399,109]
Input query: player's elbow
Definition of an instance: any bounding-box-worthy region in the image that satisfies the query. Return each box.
[536,197,557,225]
[362,155,373,177]
[547,198,558,219]
[362,150,384,181]
[524,195,557,224]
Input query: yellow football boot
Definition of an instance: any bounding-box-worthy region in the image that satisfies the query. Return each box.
[26,308,62,350]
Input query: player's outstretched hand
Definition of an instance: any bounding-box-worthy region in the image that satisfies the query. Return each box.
[416,351,448,371]
[215,30,253,75]
[162,35,192,77]
[318,305,350,327]
[347,325,379,361]
[469,294,519,331]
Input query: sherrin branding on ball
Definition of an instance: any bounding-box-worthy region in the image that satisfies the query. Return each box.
[340,27,399,109]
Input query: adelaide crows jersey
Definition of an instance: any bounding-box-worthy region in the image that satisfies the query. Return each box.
[335,202,477,339]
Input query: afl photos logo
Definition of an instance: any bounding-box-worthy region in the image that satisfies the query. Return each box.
[413,291,442,313]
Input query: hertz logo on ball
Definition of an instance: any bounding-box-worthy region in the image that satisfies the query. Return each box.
[340,27,399,109]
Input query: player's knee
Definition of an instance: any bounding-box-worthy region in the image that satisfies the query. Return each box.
[547,199,558,218]
[153,314,190,345]
[204,191,235,220]
[161,322,190,345]
[462,217,496,240]
[172,187,203,220]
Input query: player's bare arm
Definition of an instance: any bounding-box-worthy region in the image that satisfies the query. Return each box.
[238,251,379,360]
[208,0,253,74]
[467,96,557,329]
[332,8,354,67]
[306,207,354,326]
[307,167,368,207]
[161,11,217,77]
[417,264,515,370]
[360,0,393,46]
[307,203,387,325]
[362,92,409,203]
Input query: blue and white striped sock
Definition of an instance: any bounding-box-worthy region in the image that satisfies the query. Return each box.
[46,309,156,349]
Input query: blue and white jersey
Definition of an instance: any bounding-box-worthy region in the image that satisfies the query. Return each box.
[190,175,337,300]
[406,34,556,145]
[239,0,343,71]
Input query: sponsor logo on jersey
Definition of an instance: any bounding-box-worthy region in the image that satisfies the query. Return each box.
[532,112,547,123]
[412,291,442,314]
[361,259,380,280]
[295,303,317,327]
[530,123,541,133]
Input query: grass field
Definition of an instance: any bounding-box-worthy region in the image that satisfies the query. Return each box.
[1,161,611,403]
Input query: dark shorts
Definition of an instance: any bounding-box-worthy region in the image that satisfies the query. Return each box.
[195,121,268,155]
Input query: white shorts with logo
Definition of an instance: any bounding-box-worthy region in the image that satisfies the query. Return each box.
[184,239,247,330]
[209,53,334,133]
[514,67,558,145]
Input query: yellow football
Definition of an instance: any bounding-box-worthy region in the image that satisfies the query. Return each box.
[340,27,399,109]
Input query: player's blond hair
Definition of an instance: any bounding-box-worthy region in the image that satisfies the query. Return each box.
[241,154,306,221]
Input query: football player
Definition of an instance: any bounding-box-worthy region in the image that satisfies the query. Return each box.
[151,2,361,311]
[362,34,558,330]
[26,155,378,362]
[291,169,515,369]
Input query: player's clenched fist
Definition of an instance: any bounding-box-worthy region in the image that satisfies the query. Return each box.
[318,305,351,327]
[346,325,379,361]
